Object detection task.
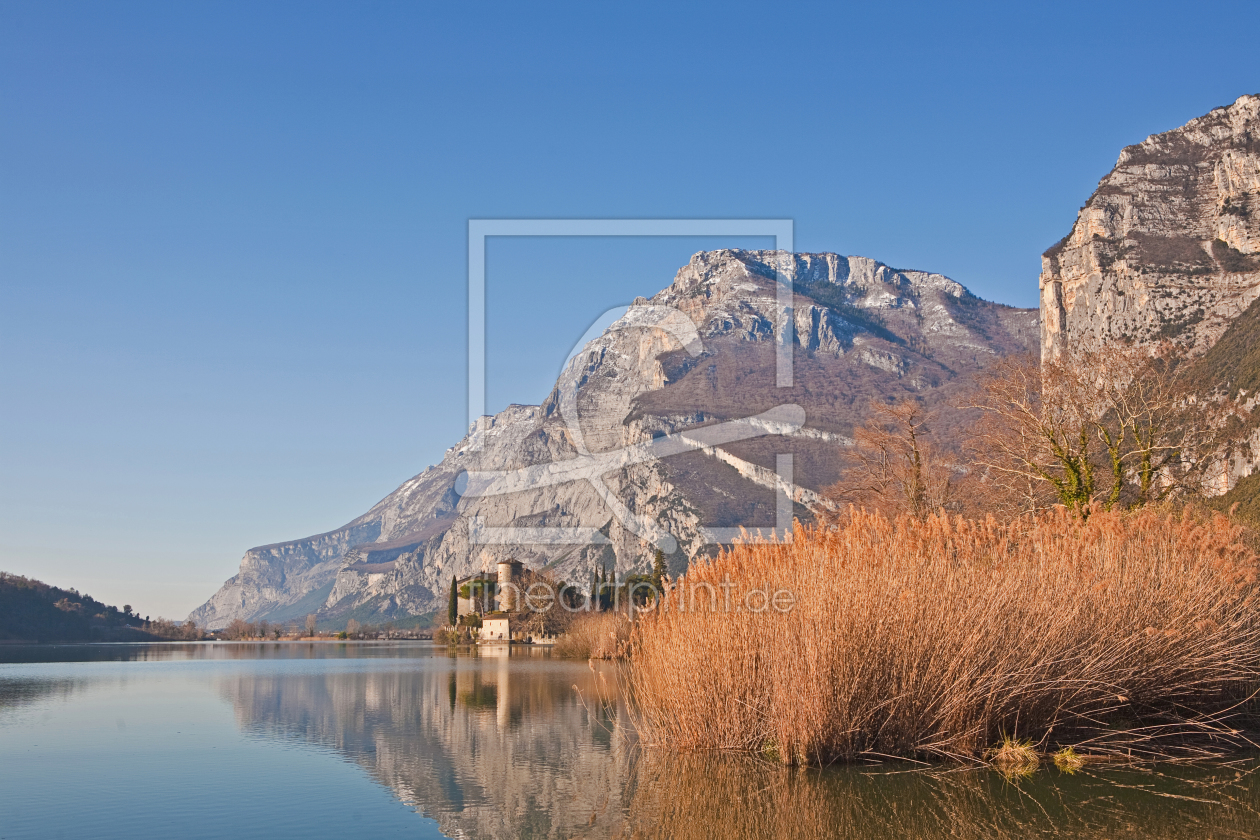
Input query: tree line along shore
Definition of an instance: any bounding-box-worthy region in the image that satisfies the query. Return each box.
[0,574,436,643]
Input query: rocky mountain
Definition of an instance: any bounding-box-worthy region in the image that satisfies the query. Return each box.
[190,250,1037,629]
[1041,93,1260,360]
[1039,93,1260,490]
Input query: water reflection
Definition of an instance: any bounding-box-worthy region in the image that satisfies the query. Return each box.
[209,644,1260,840]
[0,675,81,712]
[216,645,633,839]
[4,643,1259,839]
[618,754,1260,839]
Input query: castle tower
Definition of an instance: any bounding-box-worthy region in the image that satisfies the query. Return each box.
[497,559,523,611]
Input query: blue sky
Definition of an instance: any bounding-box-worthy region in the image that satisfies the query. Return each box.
[2,0,1257,618]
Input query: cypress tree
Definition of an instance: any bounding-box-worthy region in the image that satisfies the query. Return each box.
[652,549,666,592]
[448,576,458,627]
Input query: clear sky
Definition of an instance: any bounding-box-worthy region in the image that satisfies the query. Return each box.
[2,0,1257,619]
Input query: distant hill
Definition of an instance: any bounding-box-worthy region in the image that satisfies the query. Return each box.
[0,573,154,642]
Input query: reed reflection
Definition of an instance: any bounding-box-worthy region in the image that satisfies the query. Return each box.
[618,753,1260,840]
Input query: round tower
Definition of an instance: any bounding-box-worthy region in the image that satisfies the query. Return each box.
[496,559,523,611]
[496,559,521,588]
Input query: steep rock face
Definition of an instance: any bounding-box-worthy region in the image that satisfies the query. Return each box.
[1038,94,1260,493]
[191,250,1036,628]
[1041,93,1260,361]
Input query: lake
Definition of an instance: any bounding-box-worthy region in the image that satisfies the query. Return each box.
[1,642,1259,839]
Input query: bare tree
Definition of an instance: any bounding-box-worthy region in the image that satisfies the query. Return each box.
[827,399,958,520]
[1093,344,1225,504]
[146,617,202,640]
[966,354,1100,517]
[965,347,1230,519]
[224,618,251,640]
[305,613,317,637]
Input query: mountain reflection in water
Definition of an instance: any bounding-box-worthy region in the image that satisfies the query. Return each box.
[211,644,1260,840]
[3,642,1258,839]
[216,645,633,838]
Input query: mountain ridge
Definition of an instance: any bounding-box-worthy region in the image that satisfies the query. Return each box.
[195,92,1260,631]
[190,250,1036,629]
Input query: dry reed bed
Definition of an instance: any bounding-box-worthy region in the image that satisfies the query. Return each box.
[627,507,1260,765]
[553,610,631,659]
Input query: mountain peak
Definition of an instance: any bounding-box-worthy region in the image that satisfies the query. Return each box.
[190,249,1035,629]
[1116,93,1259,170]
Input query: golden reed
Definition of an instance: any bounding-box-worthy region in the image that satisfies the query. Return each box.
[627,507,1260,764]
[553,610,631,659]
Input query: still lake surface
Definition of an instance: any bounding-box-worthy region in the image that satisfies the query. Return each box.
[2,642,1260,839]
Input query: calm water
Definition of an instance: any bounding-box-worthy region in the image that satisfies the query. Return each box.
[2,643,1259,839]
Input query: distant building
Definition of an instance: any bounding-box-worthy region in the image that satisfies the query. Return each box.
[481,612,510,642]
[456,572,497,618]
[460,559,530,641]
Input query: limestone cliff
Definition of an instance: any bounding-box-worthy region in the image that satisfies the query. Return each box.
[1039,94,1260,493]
[190,250,1036,629]
[1041,93,1260,361]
